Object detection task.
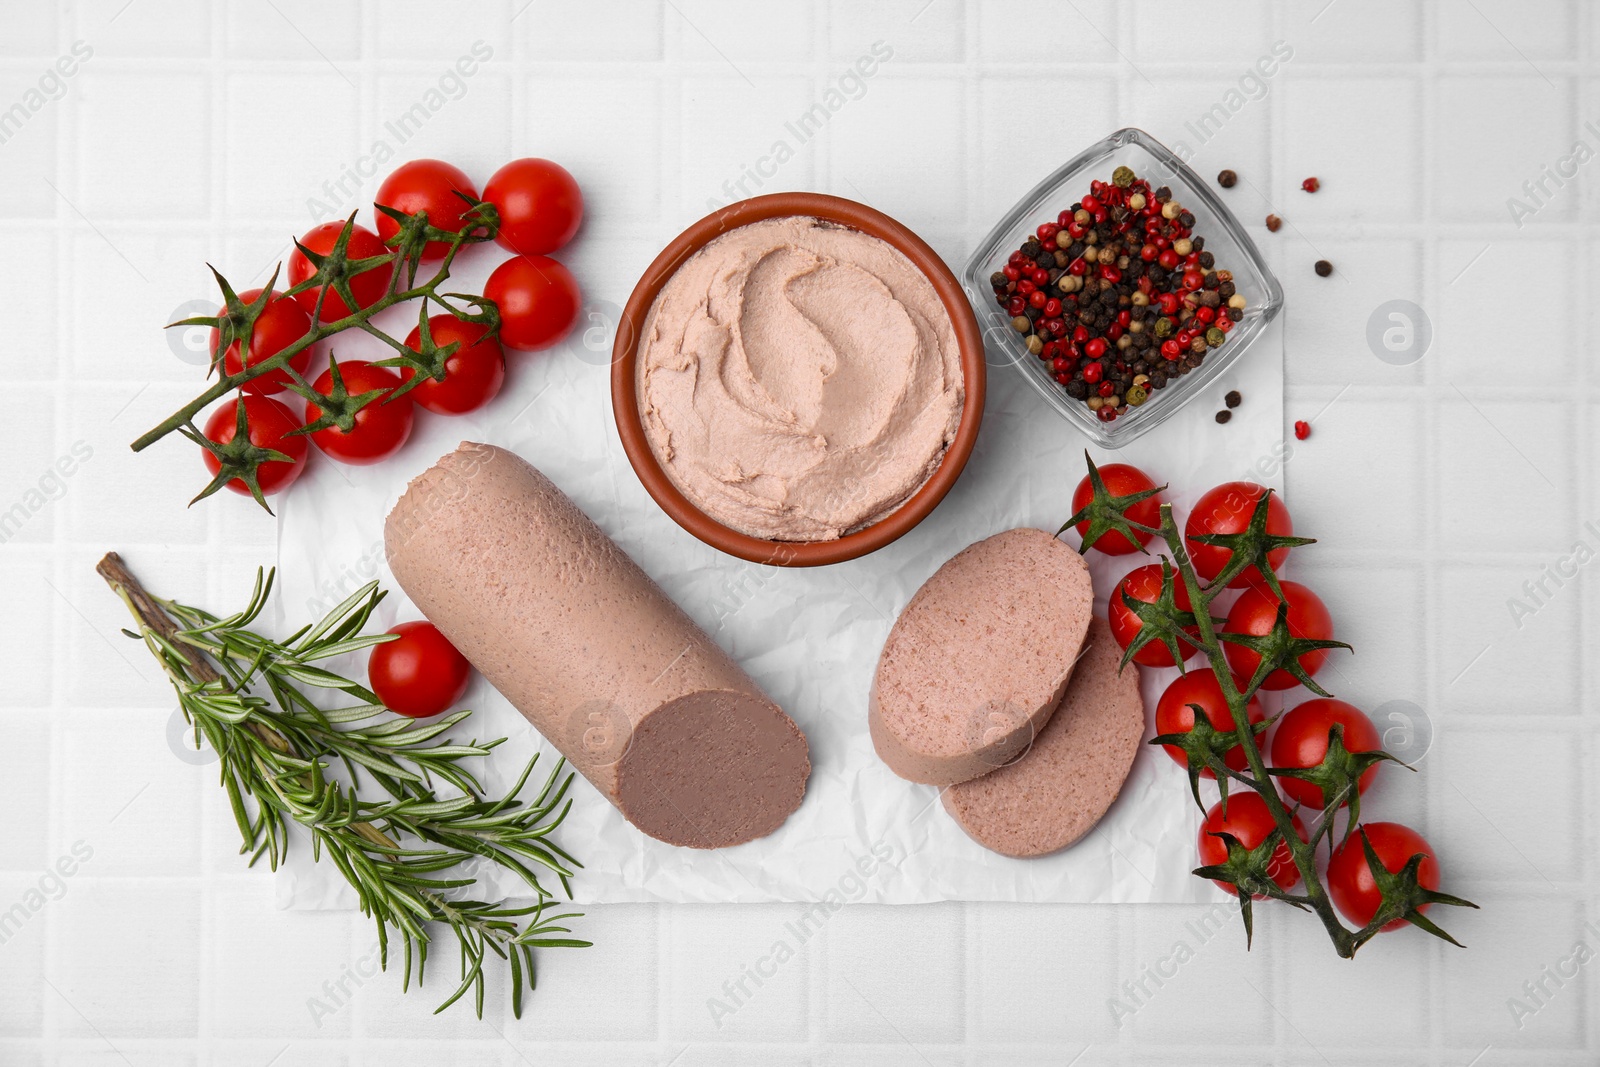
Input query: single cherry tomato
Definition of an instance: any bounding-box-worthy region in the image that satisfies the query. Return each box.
[483,254,581,351]
[374,159,481,261]
[303,360,414,465]
[199,395,309,496]
[1327,822,1440,931]
[1154,668,1266,778]
[208,289,313,394]
[400,315,506,415]
[368,620,472,719]
[1069,462,1163,554]
[1109,563,1198,668]
[288,222,395,321]
[482,157,584,255]
[1197,792,1307,897]
[1270,698,1382,809]
[1184,481,1294,587]
[1224,580,1336,691]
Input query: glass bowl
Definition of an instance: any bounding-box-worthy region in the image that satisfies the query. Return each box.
[962,127,1283,448]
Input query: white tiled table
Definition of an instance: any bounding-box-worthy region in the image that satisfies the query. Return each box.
[2,1,1594,1063]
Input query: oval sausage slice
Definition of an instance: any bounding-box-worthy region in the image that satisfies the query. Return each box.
[868,527,1093,786]
[385,442,810,849]
[942,618,1144,858]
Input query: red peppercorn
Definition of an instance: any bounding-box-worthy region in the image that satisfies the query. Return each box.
[1092,208,1108,224]
[1081,195,1101,212]
[1195,306,1216,324]
[1051,355,1070,373]
[1002,264,1021,281]
[1046,317,1066,336]
[1068,258,1088,277]
[1099,265,1122,283]
[1072,325,1089,344]
[1301,176,1320,193]
[1054,371,1071,384]
[1158,249,1180,270]
[1098,406,1117,422]
[1043,298,1062,317]
[1294,419,1311,440]
[1098,381,1115,397]
[1140,243,1158,261]
[1028,290,1047,309]
[1037,222,1060,241]
[1160,339,1181,359]
[1057,209,1074,227]
[1006,296,1025,316]
[1216,315,1234,334]
[1082,361,1103,384]
[1106,323,1124,341]
[1116,309,1131,327]
[1084,337,1107,359]
[1017,279,1035,296]
[1067,221,1088,239]
[1182,269,1204,290]
[1158,293,1180,315]
[1031,268,1049,285]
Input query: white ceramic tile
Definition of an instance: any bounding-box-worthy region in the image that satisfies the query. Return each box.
[825,75,965,232]
[209,882,359,1038]
[0,395,60,546]
[223,73,361,223]
[0,558,56,707]
[665,905,811,1042]
[823,904,964,1045]
[977,78,1117,219]
[1281,239,1424,386]
[1283,76,1422,221]
[831,0,963,64]
[1123,75,1272,182]
[1438,398,1573,555]
[76,0,210,58]
[1438,561,1580,716]
[977,1,1117,65]
[75,71,211,220]
[522,0,664,61]
[0,712,50,872]
[1441,891,1588,1051]
[1435,75,1575,221]
[1284,0,1422,63]
[1279,903,1433,1048]
[70,228,213,383]
[0,873,48,1036]
[51,880,202,1038]
[970,905,1121,1045]
[678,76,815,221]
[1438,0,1577,60]
[503,904,661,1042]
[1119,904,1274,1045]
[373,1,508,60]
[1130,0,1274,66]
[0,6,56,55]
[671,0,814,66]
[0,64,64,218]
[225,0,361,60]
[1439,238,1571,386]
[519,75,661,237]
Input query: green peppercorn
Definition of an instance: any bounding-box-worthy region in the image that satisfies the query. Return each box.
[1206,326,1226,347]
[1126,384,1149,406]
[1154,317,1175,338]
[1112,165,1135,188]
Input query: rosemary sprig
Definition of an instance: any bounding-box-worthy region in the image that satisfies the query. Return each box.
[1073,461,1478,955]
[96,552,589,1018]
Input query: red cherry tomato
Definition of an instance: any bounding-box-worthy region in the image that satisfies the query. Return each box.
[1327,822,1440,931]
[1154,669,1266,778]
[482,157,584,255]
[288,222,395,321]
[1197,792,1307,897]
[368,621,472,719]
[375,159,481,261]
[1070,463,1163,554]
[1224,580,1336,691]
[1185,481,1294,587]
[208,289,313,394]
[200,395,309,497]
[1270,698,1382,809]
[483,254,581,351]
[303,360,414,465]
[400,315,506,415]
[1109,563,1198,668]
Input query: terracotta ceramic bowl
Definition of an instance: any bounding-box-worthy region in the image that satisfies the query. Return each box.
[611,192,986,567]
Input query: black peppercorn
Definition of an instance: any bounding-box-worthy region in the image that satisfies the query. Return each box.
[1198,251,1214,269]
[1217,169,1237,188]
[1065,380,1088,400]
[990,271,1007,287]
[1218,281,1236,299]
[1315,259,1333,277]
[1191,236,1205,252]
[1155,186,1172,201]
[1215,409,1232,424]
[1225,390,1241,408]
[1228,307,1244,322]
[1179,211,1195,228]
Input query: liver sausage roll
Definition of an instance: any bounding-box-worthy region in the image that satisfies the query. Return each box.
[385,442,810,849]
[868,527,1093,786]
[942,618,1144,858]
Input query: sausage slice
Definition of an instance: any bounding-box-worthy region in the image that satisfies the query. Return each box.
[385,442,810,849]
[942,618,1144,858]
[868,527,1093,786]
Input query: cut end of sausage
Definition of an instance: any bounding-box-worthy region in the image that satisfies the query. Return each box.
[869,527,1094,786]
[941,618,1145,858]
[615,689,811,849]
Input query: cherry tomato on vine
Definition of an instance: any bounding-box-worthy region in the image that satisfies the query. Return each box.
[1270,698,1382,809]
[1109,563,1198,668]
[1223,580,1336,691]
[368,620,472,719]
[1070,463,1162,554]
[303,361,414,465]
[200,395,309,496]
[1184,481,1294,587]
[375,159,481,261]
[1197,792,1307,897]
[400,315,506,415]
[1154,668,1266,777]
[483,254,581,351]
[288,222,395,321]
[482,157,583,255]
[1327,822,1440,931]
[208,289,313,394]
